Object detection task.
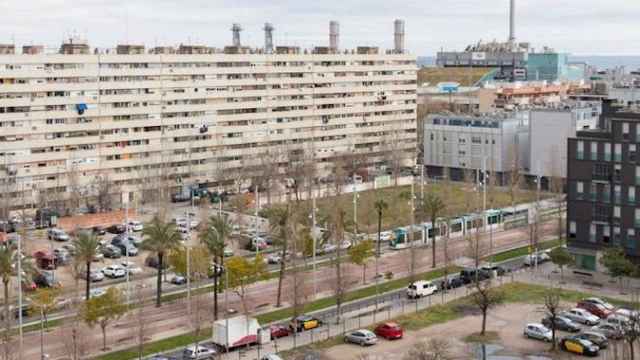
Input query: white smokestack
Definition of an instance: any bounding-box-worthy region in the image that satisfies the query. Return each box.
[509,0,516,43]
[394,19,405,54]
[329,21,339,53]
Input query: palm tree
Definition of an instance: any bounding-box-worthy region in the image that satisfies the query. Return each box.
[264,205,291,308]
[142,216,182,307]
[0,243,32,336]
[373,199,388,259]
[423,192,446,268]
[74,232,100,300]
[199,215,231,320]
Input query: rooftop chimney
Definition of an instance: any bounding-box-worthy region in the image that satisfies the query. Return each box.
[329,21,339,53]
[508,0,516,43]
[231,23,242,47]
[264,22,274,54]
[394,19,405,54]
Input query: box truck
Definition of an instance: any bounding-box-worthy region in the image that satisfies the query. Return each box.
[212,316,270,349]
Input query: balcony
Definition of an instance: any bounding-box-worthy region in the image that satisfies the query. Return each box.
[629,196,636,205]
[602,194,611,203]
[635,219,640,228]
[614,154,622,162]
[614,193,622,204]
[577,151,584,160]
[590,152,598,161]
[604,153,611,162]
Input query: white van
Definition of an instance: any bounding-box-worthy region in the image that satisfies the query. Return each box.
[407,281,438,299]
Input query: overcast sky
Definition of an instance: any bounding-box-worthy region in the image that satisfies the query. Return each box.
[2,0,639,56]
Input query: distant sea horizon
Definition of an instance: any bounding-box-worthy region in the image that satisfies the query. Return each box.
[417,55,640,71]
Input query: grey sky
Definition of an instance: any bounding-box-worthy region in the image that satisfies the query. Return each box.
[2,0,639,56]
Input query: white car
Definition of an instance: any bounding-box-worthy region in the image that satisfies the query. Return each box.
[120,261,143,275]
[126,220,144,232]
[523,323,552,342]
[407,280,438,299]
[260,355,284,360]
[182,345,216,359]
[615,308,639,319]
[321,243,337,254]
[340,240,352,250]
[266,254,282,264]
[380,231,393,242]
[102,264,126,278]
[606,314,630,327]
[89,288,106,298]
[562,308,600,325]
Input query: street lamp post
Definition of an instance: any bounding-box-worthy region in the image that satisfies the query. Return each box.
[311,191,317,299]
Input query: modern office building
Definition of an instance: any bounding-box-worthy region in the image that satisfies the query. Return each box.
[0,23,417,211]
[422,112,529,184]
[567,101,640,270]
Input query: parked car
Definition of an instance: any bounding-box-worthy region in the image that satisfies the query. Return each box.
[105,224,126,235]
[61,244,76,255]
[407,280,438,299]
[560,336,599,357]
[575,331,608,349]
[114,242,138,257]
[459,268,490,284]
[270,324,290,339]
[47,228,69,242]
[438,276,464,290]
[102,265,126,278]
[260,355,283,360]
[126,220,144,232]
[145,255,168,269]
[578,300,612,319]
[289,315,321,332]
[102,245,122,259]
[562,308,600,325]
[542,316,581,332]
[583,297,615,311]
[339,240,352,250]
[266,254,282,264]
[344,329,377,346]
[113,234,143,247]
[379,231,393,242]
[170,275,187,285]
[605,314,629,328]
[121,261,143,275]
[88,270,104,282]
[89,288,106,298]
[524,252,550,266]
[480,265,507,277]
[591,323,624,340]
[33,271,60,288]
[224,247,234,257]
[182,345,216,359]
[614,308,639,319]
[523,323,552,342]
[374,322,403,340]
[91,226,106,236]
[148,356,178,360]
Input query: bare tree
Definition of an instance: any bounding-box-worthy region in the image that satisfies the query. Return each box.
[381,122,406,186]
[505,142,522,208]
[67,163,83,213]
[92,172,118,213]
[403,338,453,360]
[541,287,562,350]
[470,280,505,336]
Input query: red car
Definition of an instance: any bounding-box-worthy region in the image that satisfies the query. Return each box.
[577,301,612,319]
[374,322,403,340]
[270,324,290,339]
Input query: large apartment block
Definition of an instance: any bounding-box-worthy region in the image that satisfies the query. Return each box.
[567,101,640,270]
[0,39,417,211]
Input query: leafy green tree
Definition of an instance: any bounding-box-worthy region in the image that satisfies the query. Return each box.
[0,243,32,338]
[29,287,60,330]
[348,240,374,284]
[142,216,182,307]
[422,192,446,268]
[225,255,267,315]
[600,247,635,292]
[199,215,231,320]
[73,232,100,300]
[168,245,210,280]
[80,287,127,350]
[374,198,389,258]
[548,246,574,281]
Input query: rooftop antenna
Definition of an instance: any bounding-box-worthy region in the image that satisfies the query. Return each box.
[231,23,242,47]
[264,22,274,54]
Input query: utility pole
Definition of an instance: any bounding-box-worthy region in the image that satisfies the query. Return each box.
[254,184,260,257]
[17,181,25,359]
[125,198,130,305]
[352,182,358,238]
[311,191,317,298]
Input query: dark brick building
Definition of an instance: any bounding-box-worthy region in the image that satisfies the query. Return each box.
[567,100,640,270]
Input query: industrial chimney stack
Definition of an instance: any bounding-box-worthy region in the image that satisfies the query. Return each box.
[508,0,516,43]
[394,19,405,54]
[231,23,242,47]
[329,21,339,53]
[264,23,274,54]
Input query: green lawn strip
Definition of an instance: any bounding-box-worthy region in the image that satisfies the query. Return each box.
[94,330,212,360]
[280,282,634,359]
[487,238,566,263]
[257,265,460,324]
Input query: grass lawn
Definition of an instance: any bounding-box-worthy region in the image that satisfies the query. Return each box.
[487,238,566,263]
[95,330,212,360]
[418,67,491,86]
[274,182,546,234]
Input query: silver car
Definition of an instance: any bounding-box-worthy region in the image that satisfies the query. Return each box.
[562,308,600,325]
[345,329,377,346]
[524,323,552,342]
[182,345,216,359]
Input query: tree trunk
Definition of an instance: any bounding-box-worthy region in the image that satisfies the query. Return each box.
[377,209,382,258]
[629,341,635,360]
[362,264,366,285]
[155,252,164,307]
[101,324,107,350]
[431,215,437,268]
[276,240,287,307]
[481,308,487,335]
[213,257,219,321]
[3,280,9,360]
[85,260,91,300]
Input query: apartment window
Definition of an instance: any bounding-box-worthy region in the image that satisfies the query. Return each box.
[637,166,640,185]
[614,206,621,220]
[614,164,622,182]
[615,143,622,162]
[603,225,610,243]
[471,136,481,144]
[631,144,637,162]
[603,184,611,203]
[590,182,598,201]
[604,143,611,162]
[593,163,610,181]
[635,209,640,227]
[569,221,576,239]
[589,223,596,243]
[614,185,622,203]
[630,186,636,204]
[591,142,598,160]
[628,229,637,250]
[593,204,609,222]
[623,122,630,140]
[577,141,584,160]
[576,181,584,199]
[614,226,621,245]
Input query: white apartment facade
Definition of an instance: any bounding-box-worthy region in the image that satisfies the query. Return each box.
[0,45,417,211]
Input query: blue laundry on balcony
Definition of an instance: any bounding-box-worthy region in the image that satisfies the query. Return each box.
[76,103,88,115]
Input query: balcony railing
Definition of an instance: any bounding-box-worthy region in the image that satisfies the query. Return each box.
[591,152,598,161]
[604,153,612,161]
[615,154,622,162]
[577,151,584,160]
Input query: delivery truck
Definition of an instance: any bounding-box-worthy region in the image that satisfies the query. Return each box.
[212,316,270,350]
